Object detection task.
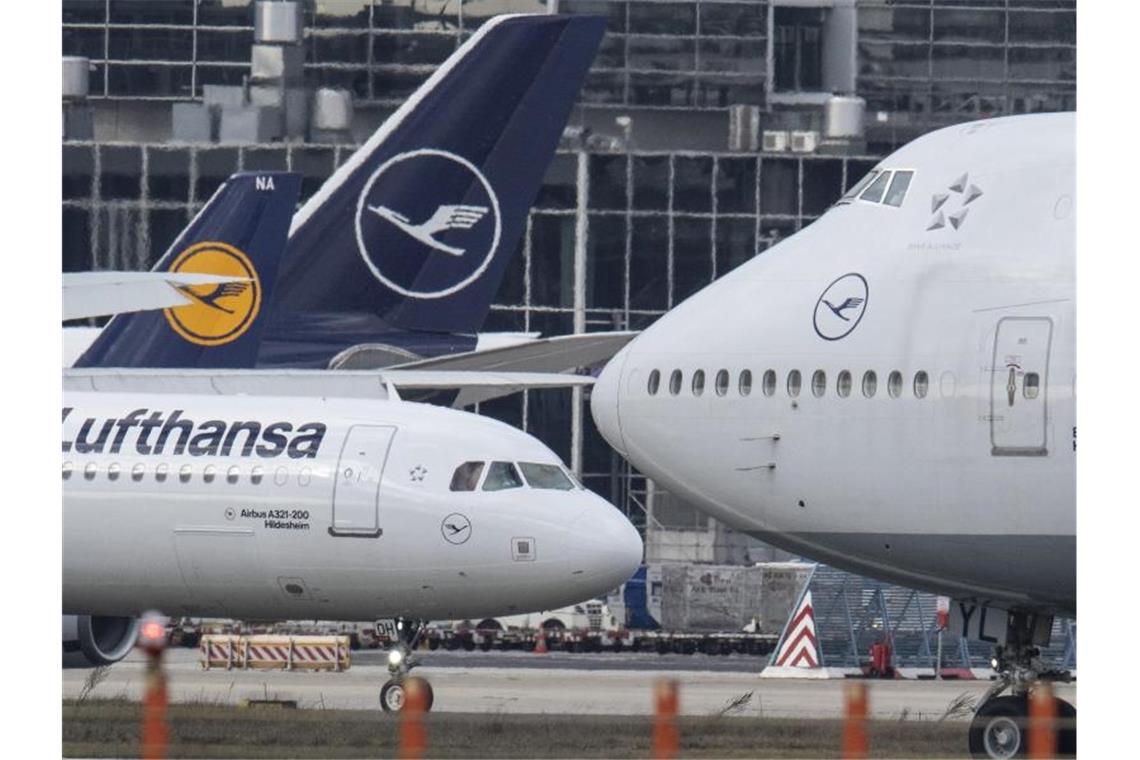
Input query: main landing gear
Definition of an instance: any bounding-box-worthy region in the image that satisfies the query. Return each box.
[968,611,1075,759]
[379,619,435,713]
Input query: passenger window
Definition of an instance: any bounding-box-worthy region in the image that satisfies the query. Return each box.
[669,370,683,396]
[888,371,903,398]
[862,370,878,398]
[107,463,121,481]
[251,466,264,485]
[299,467,311,486]
[519,462,574,491]
[647,370,660,396]
[786,370,802,397]
[155,463,168,483]
[811,370,826,398]
[179,465,192,483]
[131,463,144,482]
[739,370,753,396]
[882,170,914,207]
[203,465,216,484]
[450,461,485,492]
[1023,372,1041,400]
[483,461,523,491]
[837,370,852,398]
[84,462,97,481]
[62,461,73,480]
[913,371,929,399]
[226,466,240,484]
[859,171,892,203]
[715,369,729,397]
[762,370,777,397]
[692,370,705,396]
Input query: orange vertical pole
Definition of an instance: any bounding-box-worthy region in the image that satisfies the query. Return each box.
[398,679,428,760]
[140,649,168,760]
[1028,681,1056,759]
[842,681,869,759]
[652,678,679,760]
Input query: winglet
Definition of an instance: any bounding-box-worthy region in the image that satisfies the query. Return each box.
[73,172,301,368]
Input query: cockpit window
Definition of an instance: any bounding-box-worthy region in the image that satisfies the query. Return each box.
[482,461,523,491]
[882,170,914,207]
[859,171,892,203]
[840,170,879,202]
[449,461,485,492]
[519,462,574,491]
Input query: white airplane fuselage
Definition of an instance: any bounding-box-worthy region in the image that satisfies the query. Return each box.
[592,114,1074,616]
[65,391,642,622]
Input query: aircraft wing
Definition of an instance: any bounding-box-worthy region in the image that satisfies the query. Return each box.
[64,368,593,407]
[333,331,639,373]
[63,271,251,321]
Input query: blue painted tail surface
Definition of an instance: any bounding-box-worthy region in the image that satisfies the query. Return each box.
[74,172,301,368]
[260,14,606,367]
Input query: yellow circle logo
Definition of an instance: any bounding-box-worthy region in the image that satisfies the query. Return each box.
[163,242,261,346]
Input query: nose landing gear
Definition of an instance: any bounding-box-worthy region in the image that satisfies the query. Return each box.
[379,619,435,713]
[968,612,1075,758]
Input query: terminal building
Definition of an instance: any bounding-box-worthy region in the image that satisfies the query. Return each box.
[62,0,1076,563]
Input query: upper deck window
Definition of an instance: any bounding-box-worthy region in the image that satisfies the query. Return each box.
[859,171,892,203]
[450,461,485,492]
[483,461,523,492]
[519,462,574,491]
[840,170,879,203]
[883,171,915,207]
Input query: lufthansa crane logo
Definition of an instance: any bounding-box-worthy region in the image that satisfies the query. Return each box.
[441,512,472,545]
[163,241,260,346]
[354,149,502,299]
[813,273,868,341]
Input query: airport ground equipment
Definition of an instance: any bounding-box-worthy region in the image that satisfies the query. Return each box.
[200,635,351,672]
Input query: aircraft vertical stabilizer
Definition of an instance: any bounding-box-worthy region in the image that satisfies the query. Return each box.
[259,14,607,367]
[73,172,301,369]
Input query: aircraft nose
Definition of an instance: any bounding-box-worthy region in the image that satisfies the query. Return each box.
[591,348,628,456]
[570,497,643,589]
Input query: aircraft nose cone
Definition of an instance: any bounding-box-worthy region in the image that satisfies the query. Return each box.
[591,349,628,456]
[571,499,643,590]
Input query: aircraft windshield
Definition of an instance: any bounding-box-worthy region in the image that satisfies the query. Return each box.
[519,462,575,491]
[482,461,524,491]
[838,169,879,203]
[449,461,485,491]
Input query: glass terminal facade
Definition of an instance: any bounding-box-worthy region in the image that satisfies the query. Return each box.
[63,0,1076,532]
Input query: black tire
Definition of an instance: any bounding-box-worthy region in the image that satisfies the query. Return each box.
[1055,698,1077,758]
[379,677,435,713]
[379,679,404,713]
[969,695,1028,759]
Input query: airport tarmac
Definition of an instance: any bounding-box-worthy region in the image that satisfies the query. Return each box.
[63,649,1076,720]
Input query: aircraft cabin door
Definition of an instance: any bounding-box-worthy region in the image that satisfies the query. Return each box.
[330,425,396,537]
[990,317,1052,457]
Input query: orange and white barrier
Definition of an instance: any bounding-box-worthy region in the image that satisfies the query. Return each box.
[200,634,351,671]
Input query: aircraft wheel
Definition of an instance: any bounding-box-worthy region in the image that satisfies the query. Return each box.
[969,695,1027,759]
[380,677,435,713]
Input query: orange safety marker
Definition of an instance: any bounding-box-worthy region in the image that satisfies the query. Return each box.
[138,611,170,760]
[534,629,548,654]
[652,678,680,760]
[398,678,428,760]
[842,681,869,759]
[1028,681,1056,759]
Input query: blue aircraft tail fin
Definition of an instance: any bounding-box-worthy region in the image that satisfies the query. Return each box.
[73,171,301,368]
[269,14,606,348]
